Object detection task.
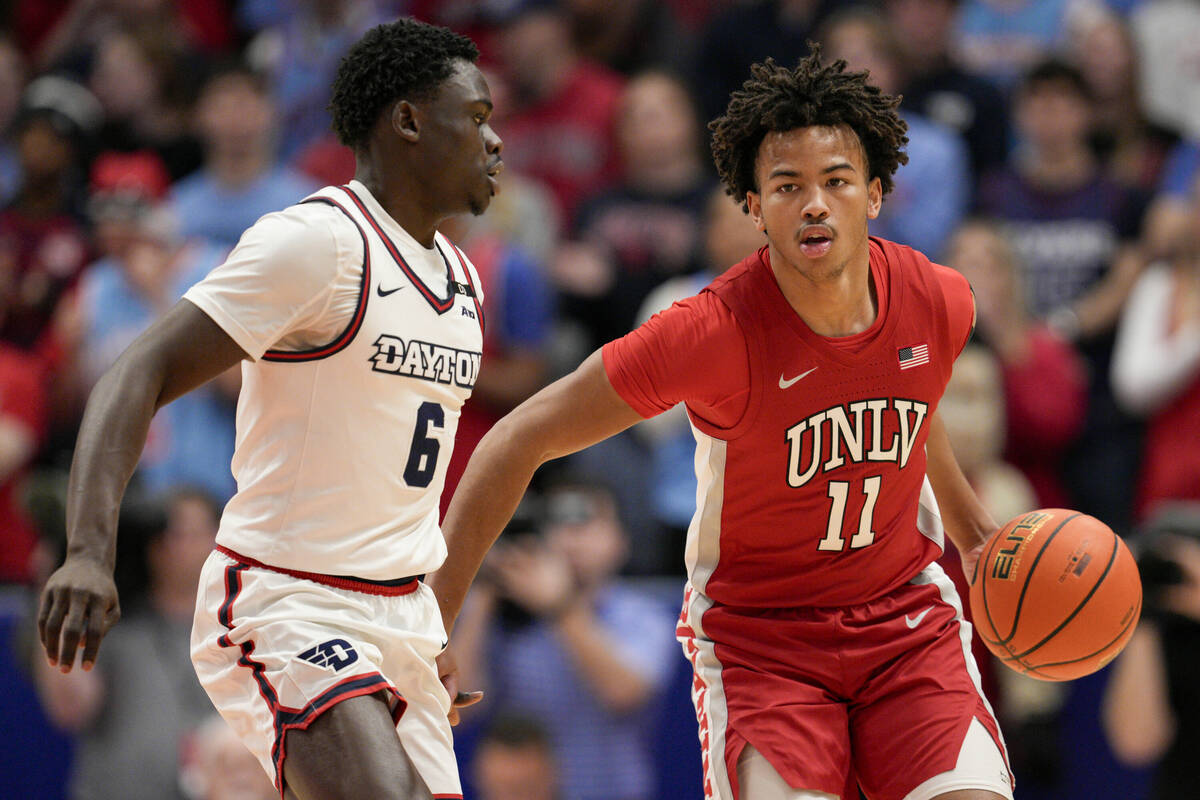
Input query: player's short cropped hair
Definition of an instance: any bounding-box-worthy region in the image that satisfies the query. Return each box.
[329,17,479,149]
[709,46,909,208]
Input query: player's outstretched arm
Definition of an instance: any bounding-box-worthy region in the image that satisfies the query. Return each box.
[925,410,999,582]
[430,349,645,636]
[38,299,248,673]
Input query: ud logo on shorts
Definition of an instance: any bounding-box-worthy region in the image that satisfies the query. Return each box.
[297,638,359,671]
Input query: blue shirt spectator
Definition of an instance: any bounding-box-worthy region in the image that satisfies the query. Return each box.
[171,166,317,249]
[77,238,237,501]
[489,584,680,800]
[871,112,971,260]
[1160,139,1200,199]
[955,0,1073,90]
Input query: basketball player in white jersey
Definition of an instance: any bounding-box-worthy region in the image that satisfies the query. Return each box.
[38,18,502,800]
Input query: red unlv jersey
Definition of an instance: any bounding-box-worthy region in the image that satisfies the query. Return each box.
[603,238,974,607]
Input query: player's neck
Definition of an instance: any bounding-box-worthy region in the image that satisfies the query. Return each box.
[769,243,878,338]
[354,165,439,249]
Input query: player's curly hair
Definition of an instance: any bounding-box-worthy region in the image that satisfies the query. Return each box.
[710,46,909,209]
[329,18,479,149]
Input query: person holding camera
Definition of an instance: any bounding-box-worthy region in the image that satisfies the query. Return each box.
[1102,504,1200,800]
[451,472,679,800]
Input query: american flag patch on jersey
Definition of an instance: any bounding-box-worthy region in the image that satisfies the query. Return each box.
[898,344,930,369]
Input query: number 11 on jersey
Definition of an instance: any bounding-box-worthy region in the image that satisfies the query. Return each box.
[817,475,881,551]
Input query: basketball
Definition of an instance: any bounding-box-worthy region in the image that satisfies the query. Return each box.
[969,509,1142,681]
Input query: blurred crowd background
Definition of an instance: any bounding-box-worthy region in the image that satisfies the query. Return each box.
[3,0,1200,798]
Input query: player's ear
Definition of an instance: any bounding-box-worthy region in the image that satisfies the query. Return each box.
[866,176,882,220]
[746,191,767,233]
[391,100,420,142]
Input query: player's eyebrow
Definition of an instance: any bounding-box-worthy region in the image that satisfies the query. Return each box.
[767,162,857,181]
[471,98,494,111]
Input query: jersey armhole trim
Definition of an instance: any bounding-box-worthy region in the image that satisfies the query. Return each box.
[261,196,370,363]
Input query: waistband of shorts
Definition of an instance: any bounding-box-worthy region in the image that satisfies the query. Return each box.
[215,545,423,596]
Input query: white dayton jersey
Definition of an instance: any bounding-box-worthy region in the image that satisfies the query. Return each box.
[183,180,484,580]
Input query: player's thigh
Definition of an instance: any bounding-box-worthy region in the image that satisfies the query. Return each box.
[737,745,840,800]
[900,719,1012,800]
[283,691,432,800]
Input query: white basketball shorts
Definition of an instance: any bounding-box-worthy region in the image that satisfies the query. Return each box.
[190,547,461,799]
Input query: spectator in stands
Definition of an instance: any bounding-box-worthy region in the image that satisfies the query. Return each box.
[564,0,691,76]
[70,150,237,502]
[943,219,1087,509]
[19,0,231,72]
[1068,4,1176,193]
[954,0,1076,91]
[690,0,834,126]
[34,487,221,800]
[453,472,679,800]
[1131,0,1200,142]
[244,0,388,159]
[558,69,715,354]
[883,0,1010,186]
[170,65,317,249]
[488,0,625,224]
[0,37,29,207]
[179,714,277,800]
[1103,503,1200,800]
[85,26,205,180]
[1111,174,1200,521]
[0,280,49,585]
[0,75,97,351]
[471,713,561,800]
[819,8,971,259]
[977,58,1148,532]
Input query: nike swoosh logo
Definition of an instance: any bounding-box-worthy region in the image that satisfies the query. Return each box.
[779,367,818,389]
[376,284,405,297]
[905,607,932,629]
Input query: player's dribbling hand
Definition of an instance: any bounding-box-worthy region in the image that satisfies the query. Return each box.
[435,644,483,726]
[961,540,988,585]
[37,557,120,673]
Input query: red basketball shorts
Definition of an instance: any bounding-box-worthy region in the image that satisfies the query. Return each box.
[677,561,1012,800]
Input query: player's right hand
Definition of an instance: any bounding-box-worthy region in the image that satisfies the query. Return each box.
[37,557,120,673]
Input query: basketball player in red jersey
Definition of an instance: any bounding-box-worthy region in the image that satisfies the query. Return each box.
[432,50,1013,800]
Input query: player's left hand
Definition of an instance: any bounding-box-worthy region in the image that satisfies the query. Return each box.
[435,644,483,726]
[961,540,987,585]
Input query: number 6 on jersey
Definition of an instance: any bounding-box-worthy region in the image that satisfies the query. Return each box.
[404,401,444,487]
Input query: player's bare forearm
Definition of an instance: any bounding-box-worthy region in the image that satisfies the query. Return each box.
[40,301,247,670]
[925,411,998,558]
[431,350,644,633]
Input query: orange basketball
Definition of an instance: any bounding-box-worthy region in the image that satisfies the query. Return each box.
[969,508,1142,681]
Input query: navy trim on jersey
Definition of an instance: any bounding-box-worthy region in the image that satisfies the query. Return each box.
[215,561,408,795]
[335,185,457,314]
[447,242,485,336]
[261,195,371,363]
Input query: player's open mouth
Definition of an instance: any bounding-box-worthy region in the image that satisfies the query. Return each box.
[799,227,833,258]
[486,162,503,195]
